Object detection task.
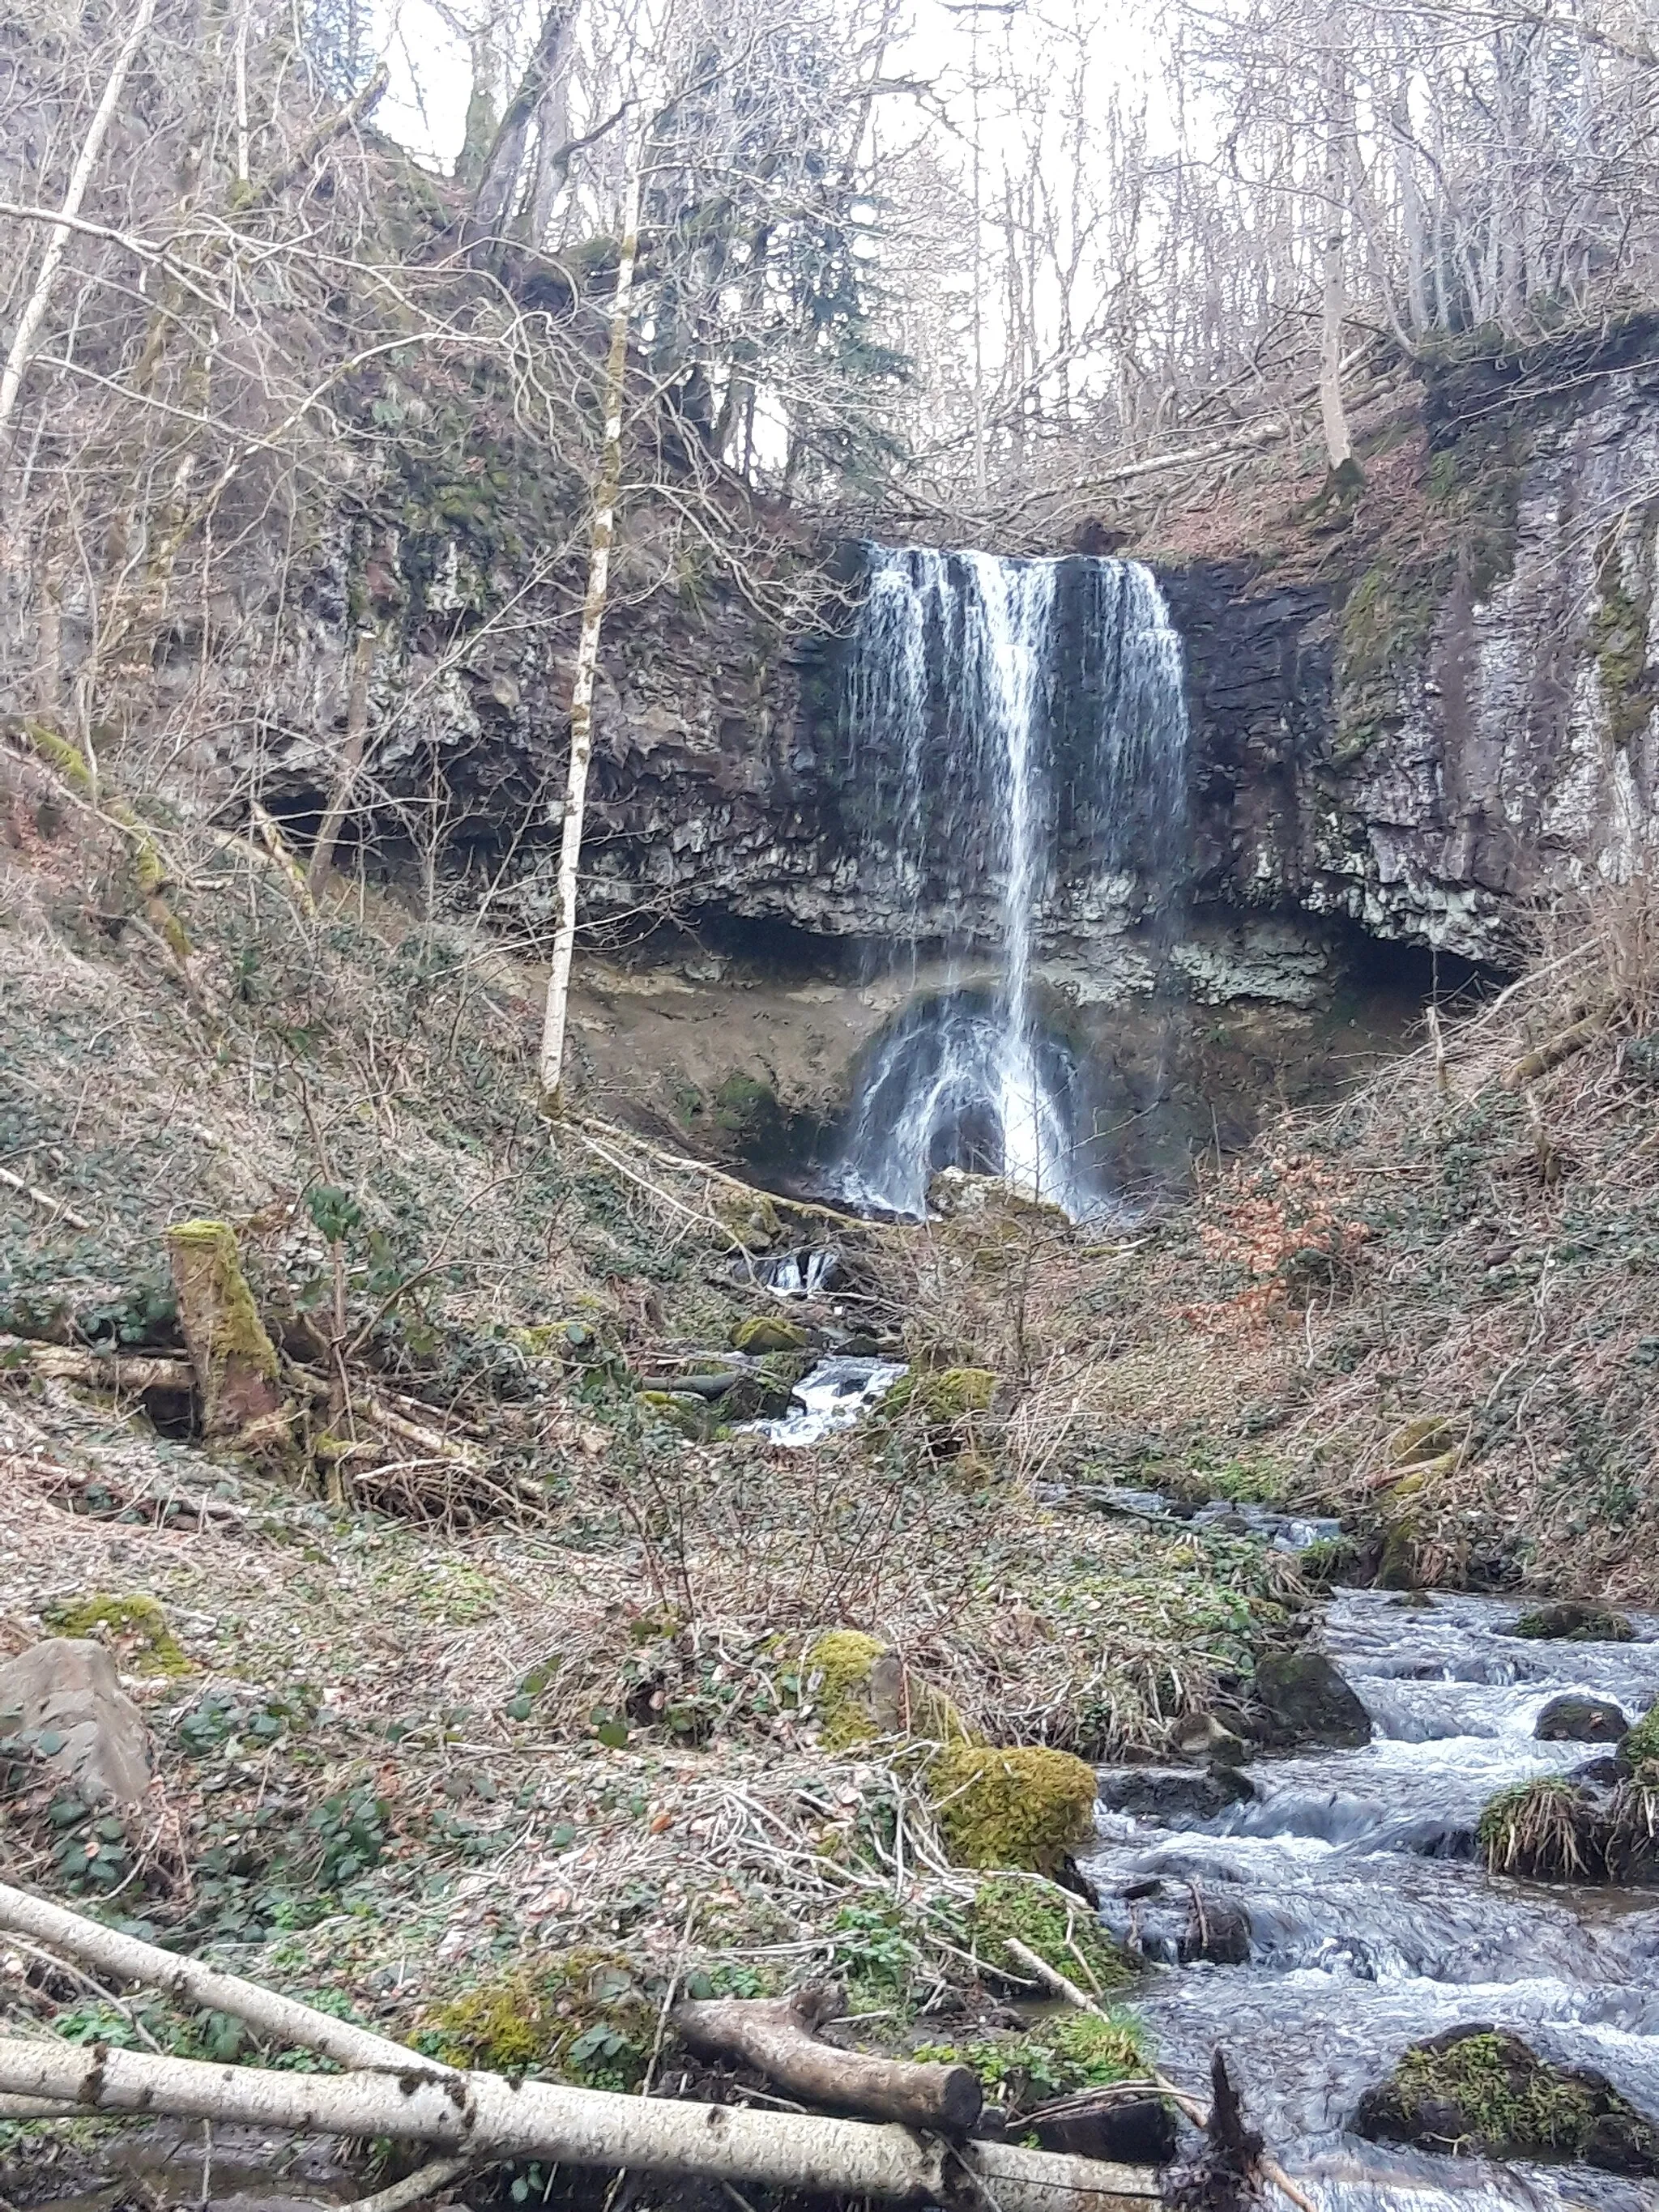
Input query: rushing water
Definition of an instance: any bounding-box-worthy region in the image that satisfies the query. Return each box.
[1086,1582,1659,2210]
[742,1354,908,1447]
[830,547,1190,1220]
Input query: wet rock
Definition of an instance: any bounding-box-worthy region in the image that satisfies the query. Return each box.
[1179,1895,1252,1967]
[1033,2096,1179,2166]
[1250,1650,1372,1748]
[1095,1765,1254,1822]
[1534,1694,1628,1742]
[1354,2024,1659,2174]
[1170,1711,1254,1767]
[1503,1600,1635,1643]
[1570,1754,1625,1786]
[0,1636,153,1807]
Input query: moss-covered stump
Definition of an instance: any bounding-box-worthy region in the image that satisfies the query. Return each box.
[1354,2026,1659,2173]
[165,1220,288,1446]
[1503,1601,1635,1643]
[804,1630,970,1751]
[928,1743,1098,1873]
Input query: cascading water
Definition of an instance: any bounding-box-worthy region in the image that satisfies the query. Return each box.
[1083,1556,1659,2211]
[830,546,1189,1219]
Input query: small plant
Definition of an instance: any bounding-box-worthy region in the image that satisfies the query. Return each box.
[1478,1777,1595,1878]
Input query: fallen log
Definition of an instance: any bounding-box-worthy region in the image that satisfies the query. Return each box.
[0,2035,1159,2212]
[0,1340,194,1395]
[673,1981,982,2133]
[1502,992,1620,1091]
[0,1880,415,2070]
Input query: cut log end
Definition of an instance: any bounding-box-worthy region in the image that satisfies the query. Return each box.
[672,1984,983,2135]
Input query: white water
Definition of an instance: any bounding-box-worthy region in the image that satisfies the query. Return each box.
[741,1354,907,1447]
[1085,1583,1659,2210]
[832,547,1189,1221]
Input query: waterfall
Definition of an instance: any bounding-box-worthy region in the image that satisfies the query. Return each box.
[832,545,1190,1220]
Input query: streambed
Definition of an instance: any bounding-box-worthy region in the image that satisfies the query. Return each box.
[1087,1580,1659,2210]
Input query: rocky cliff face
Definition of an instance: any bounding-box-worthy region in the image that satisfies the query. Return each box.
[235,321,1659,999]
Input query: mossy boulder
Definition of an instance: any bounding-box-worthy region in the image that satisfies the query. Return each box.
[968,1873,1136,1993]
[731,1315,810,1355]
[804,1630,969,1751]
[43,1593,190,1677]
[881,1366,995,1422]
[1503,1600,1634,1643]
[638,1390,710,1441]
[757,1349,815,1389]
[928,1742,1098,1873]
[1355,2025,1659,2173]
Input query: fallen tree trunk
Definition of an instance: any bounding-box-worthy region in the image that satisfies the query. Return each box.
[0,1881,415,2070]
[0,2036,1158,2212]
[0,1341,194,1394]
[673,1982,982,2133]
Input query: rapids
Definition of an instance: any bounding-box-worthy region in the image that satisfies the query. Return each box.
[1085,1579,1659,2210]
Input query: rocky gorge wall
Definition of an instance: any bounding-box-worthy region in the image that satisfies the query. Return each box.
[223,319,1659,1011]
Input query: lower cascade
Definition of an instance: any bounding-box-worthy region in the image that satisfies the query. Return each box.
[1085,1534,1659,2212]
[830,544,1190,1219]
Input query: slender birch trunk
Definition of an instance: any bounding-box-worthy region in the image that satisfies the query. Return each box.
[1317,11,1358,484]
[538,162,642,1114]
[0,0,160,458]
[307,628,377,897]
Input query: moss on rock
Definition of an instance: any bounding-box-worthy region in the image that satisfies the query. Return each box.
[1506,1601,1634,1643]
[44,1593,190,1677]
[1478,1776,1597,1879]
[928,1743,1098,1873]
[804,1630,970,1751]
[731,1315,810,1355]
[423,1950,654,2089]
[1355,2025,1659,2172]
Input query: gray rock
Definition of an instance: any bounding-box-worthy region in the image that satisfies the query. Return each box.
[1252,1650,1372,1748]
[0,1637,153,1807]
[1534,1694,1629,1742]
[1095,1764,1254,1822]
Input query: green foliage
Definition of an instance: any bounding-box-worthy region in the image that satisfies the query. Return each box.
[424,1952,654,2089]
[1620,1702,1659,1771]
[914,2009,1149,2112]
[175,1686,317,1757]
[969,1876,1136,1994]
[830,1898,921,1992]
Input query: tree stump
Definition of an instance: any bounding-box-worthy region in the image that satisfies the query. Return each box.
[165,1219,289,1447]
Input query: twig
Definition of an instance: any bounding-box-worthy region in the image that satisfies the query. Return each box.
[348,2157,473,2212]
[0,1165,92,1234]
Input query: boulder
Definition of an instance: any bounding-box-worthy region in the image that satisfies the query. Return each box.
[1170,1711,1254,1767]
[1534,1694,1628,1742]
[1354,2025,1659,2174]
[1095,1765,1254,1822]
[1252,1651,1372,1747]
[1179,1895,1252,1966]
[731,1315,810,1355]
[1503,1601,1636,1643]
[928,1744,1099,1874]
[0,1638,153,1807]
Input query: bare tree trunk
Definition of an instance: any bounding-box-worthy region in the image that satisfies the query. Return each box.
[1318,11,1358,483]
[470,0,576,245]
[538,164,641,1113]
[0,2037,1158,2212]
[307,629,376,896]
[0,0,160,458]
[673,1986,982,2131]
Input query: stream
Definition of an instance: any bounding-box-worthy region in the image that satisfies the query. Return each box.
[1085,1574,1659,2210]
